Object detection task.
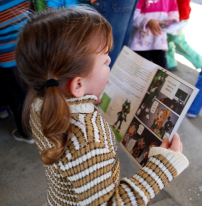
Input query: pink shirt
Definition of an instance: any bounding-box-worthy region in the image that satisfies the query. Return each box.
[129,0,179,51]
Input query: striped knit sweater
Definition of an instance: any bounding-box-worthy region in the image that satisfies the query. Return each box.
[0,0,29,68]
[30,95,189,206]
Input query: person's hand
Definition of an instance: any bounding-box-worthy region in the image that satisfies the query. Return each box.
[94,98,102,105]
[146,19,162,36]
[159,20,173,26]
[160,133,183,153]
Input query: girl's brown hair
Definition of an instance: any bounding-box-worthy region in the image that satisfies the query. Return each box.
[16,6,113,165]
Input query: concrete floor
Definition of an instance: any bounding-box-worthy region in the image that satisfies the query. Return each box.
[0,1,202,206]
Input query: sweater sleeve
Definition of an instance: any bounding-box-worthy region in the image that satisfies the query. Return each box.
[118,147,189,205]
[132,0,152,31]
[133,9,152,31]
[59,144,189,205]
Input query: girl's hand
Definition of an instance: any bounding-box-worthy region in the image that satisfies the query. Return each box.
[146,19,162,36]
[94,98,102,105]
[158,20,177,28]
[160,133,183,153]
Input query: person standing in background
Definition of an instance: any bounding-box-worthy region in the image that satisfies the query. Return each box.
[166,0,202,71]
[129,0,179,68]
[164,0,202,118]
[91,0,139,67]
[0,0,34,144]
[42,0,140,67]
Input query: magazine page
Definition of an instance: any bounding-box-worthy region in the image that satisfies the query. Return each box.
[121,68,198,168]
[99,46,159,141]
[99,46,199,168]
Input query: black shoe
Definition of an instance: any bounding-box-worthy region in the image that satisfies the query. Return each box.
[167,67,177,71]
[12,129,35,144]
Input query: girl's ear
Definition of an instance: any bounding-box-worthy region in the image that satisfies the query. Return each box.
[69,77,86,98]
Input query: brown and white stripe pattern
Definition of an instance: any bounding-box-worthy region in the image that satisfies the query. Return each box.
[30,95,189,206]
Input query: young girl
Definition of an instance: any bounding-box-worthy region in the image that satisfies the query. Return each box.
[16,6,188,205]
[129,0,179,68]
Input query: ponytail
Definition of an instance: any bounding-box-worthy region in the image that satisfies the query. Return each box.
[40,86,71,165]
[16,7,113,165]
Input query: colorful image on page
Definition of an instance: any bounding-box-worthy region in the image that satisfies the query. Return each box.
[111,99,131,142]
[159,83,193,115]
[136,70,167,121]
[99,92,111,113]
[100,93,134,142]
[121,117,161,168]
[137,96,178,140]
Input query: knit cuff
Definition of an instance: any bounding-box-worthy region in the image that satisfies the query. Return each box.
[148,147,189,175]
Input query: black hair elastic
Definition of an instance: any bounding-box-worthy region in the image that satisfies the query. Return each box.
[45,79,59,88]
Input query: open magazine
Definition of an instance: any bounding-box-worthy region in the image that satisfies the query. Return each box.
[99,46,199,168]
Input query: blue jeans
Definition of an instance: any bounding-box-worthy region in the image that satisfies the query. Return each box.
[188,71,202,115]
[91,0,139,67]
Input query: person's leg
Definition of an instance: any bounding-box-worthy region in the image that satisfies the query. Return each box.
[151,50,166,68]
[4,67,27,135]
[166,34,177,70]
[0,106,9,119]
[174,34,202,69]
[122,0,139,48]
[3,67,34,143]
[91,0,139,67]
[187,71,202,117]
[134,50,152,61]
[0,69,9,107]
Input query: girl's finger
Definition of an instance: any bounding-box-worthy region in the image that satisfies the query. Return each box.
[94,98,102,105]
[169,133,182,153]
[180,141,183,153]
[160,137,170,149]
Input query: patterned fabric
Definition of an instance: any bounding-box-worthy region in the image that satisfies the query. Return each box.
[129,0,179,51]
[0,0,29,68]
[30,95,189,205]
